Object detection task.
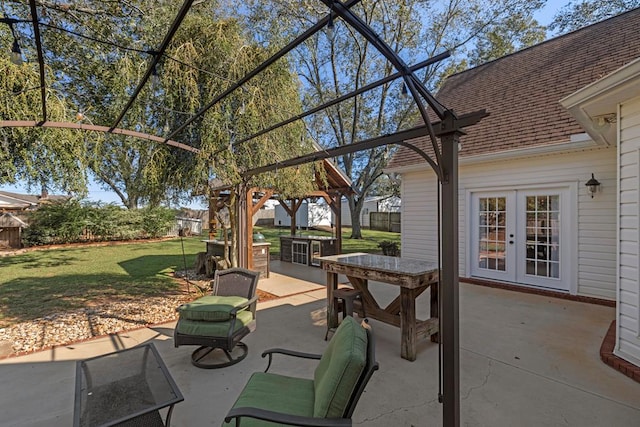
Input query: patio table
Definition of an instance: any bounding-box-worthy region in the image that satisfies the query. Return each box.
[73,343,183,427]
[319,253,439,361]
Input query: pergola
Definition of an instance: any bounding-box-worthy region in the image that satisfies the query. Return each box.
[207,155,354,269]
[1,1,488,425]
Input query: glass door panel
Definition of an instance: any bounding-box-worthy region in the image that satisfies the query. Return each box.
[471,192,515,282]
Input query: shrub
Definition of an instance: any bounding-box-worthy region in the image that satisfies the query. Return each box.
[378,240,400,256]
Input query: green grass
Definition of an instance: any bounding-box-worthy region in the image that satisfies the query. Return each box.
[0,227,399,327]
[0,236,205,326]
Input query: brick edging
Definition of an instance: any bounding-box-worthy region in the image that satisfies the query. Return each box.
[461,277,615,307]
[600,320,640,383]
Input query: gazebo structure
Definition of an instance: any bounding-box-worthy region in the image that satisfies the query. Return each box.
[0,1,488,425]
[207,156,354,273]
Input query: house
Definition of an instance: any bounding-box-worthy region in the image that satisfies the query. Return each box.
[0,190,68,213]
[0,191,39,212]
[339,196,401,227]
[386,9,640,370]
[0,190,70,248]
[274,199,332,228]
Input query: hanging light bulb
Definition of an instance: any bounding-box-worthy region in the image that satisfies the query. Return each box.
[10,39,22,65]
[401,82,408,98]
[326,13,335,39]
[76,111,85,121]
[163,121,171,134]
[151,65,160,90]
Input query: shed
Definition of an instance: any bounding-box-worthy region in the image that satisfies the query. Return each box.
[0,212,27,249]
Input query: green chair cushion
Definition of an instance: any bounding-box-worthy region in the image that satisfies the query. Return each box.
[176,310,254,337]
[223,372,315,427]
[313,316,367,418]
[177,295,249,322]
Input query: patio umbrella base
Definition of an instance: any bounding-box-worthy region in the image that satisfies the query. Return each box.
[190,343,248,369]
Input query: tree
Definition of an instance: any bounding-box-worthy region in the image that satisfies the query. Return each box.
[550,0,640,34]
[1,0,317,211]
[0,45,88,195]
[243,0,546,238]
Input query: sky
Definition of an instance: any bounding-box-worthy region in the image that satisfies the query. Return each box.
[0,0,573,209]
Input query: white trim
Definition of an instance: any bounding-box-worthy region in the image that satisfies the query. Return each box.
[385,137,600,175]
[614,348,640,368]
[616,105,624,354]
[459,138,600,165]
[465,182,577,293]
[561,58,640,109]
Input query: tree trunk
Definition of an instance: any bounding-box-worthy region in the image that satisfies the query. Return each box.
[347,195,363,239]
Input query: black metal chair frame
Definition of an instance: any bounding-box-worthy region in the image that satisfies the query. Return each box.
[224,320,379,426]
[174,267,260,369]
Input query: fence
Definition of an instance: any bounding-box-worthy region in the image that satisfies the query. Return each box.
[167,217,203,236]
[370,212,401,232]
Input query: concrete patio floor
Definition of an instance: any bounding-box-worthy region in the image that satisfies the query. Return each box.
[1,261,640,426]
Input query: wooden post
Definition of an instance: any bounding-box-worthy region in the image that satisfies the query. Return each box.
[246,188,254,271]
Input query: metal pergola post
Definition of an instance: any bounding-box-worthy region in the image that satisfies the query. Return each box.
[439,111,462,427]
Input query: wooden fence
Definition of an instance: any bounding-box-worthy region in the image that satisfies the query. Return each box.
[369,212,401,232]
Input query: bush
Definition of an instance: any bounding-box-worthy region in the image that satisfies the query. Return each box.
[21,201,178,246]
[378,240,400,256]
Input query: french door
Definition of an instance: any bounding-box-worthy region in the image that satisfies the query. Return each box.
[470,188,571,291]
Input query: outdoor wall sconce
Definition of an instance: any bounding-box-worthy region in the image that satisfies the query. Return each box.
[585,173,601,198]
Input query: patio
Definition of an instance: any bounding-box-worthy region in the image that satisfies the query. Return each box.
[1,261,639,426]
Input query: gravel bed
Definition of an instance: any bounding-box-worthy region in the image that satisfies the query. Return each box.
[0,293,193,357]
[0,272,279,358]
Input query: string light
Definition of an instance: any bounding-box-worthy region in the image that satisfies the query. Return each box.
[326,13,335,39]
[10,38,22,65]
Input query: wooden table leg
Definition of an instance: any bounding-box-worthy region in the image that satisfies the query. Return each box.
[400,287,417,361]
[326,271,339,329]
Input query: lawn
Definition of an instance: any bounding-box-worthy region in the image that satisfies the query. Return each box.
[0,227,399,328]
[0,236,205,326]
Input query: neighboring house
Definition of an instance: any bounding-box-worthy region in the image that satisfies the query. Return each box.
[387,11,640,369]
[274,199,332,228]
[0,191,39,212]
[339,196,401,227]
[0,190,69,248]
[0,190,68,213]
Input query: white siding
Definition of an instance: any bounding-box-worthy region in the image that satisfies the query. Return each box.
[617,97,640,366]
[401,146,617,299]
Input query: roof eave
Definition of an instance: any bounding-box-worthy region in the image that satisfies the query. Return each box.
[561,57,640,146]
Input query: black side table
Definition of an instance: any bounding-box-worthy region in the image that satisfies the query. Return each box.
[73,343,184,427]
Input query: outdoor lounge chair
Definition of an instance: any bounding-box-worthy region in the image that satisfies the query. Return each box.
[223,316,379,426]
[174,267,260,369]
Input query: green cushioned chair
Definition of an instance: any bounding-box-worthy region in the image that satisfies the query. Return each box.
[223,316,379,426]
[174,267,260,369]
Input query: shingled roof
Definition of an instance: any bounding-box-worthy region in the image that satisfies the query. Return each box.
[388,8,640,169]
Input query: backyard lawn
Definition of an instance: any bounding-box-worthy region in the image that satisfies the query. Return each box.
[0,227,399,329]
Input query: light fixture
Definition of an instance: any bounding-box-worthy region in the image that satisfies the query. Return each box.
[10,38,22,65]
[151,65,160,90]
[592,113,616,131]
[585,173,600,198]
[326,13,335,39]
[401,82,408,97]
[76,111,85,121]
